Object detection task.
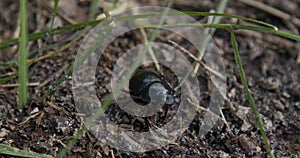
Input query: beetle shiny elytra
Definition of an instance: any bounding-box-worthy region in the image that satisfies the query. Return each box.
[129,70,175,106]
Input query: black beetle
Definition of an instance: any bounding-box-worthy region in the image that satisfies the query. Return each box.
[129,70,175,105]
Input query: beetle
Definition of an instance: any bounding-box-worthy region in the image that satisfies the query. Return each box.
[129,70,175,106]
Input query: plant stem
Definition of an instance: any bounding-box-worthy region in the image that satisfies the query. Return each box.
[18,0,28,109]
[230,29,275,158]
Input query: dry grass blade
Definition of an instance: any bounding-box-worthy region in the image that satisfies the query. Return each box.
[236,0,300,27]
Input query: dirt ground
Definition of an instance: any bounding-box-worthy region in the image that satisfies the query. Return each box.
[0,0,299,157]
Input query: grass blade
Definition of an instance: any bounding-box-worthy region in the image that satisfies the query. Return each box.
[0,19,104,50]
[2,11,300,50]
[142,23,300,41]
[2,23,300,86]
[88,0,99,21]
[41,18,114,100]
[56,15,116,157]
[116,12,278,30]
[18,0,29,109]
[0,74,17,84]
[32,0,59,62]
[230,29,275,158]
[0,144,53,158]
[193,0,228,74]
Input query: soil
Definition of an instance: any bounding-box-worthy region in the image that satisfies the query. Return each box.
[0,0,299,157]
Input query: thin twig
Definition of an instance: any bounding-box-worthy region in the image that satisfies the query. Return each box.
[19,111,41,125]
[132,5,161,73]
[169,40,226,81]
[169,40,232,134]
[297,48,300,64]
[0,82,40,88]
[139,27,161,73]
[236,0,300,27]
[38,63,69,88]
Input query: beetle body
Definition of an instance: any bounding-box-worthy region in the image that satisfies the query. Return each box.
[129,70,175,105]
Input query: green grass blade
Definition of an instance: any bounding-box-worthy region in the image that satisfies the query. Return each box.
[0,19,104,50]
[18,0,29,109]
[142,23,300,41]
[56,17,116,157]
[2,24,300,86]
[32,0,59,61]
[0,74,17,84]
[88,0,99,20]
[55,125,87,158]
[0,29,83,72]
[230,29,275,158]
[193,0,228,73]
[2,11,300,50]
[176,0,229,89]
[116,12,278,30]
[0,32,81,85]
[41,18,114,100]
[0,144,53,158]
[0,59,17,69]
[0,11,275,50]
[212,0,229,24]
[48,0,59,32]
